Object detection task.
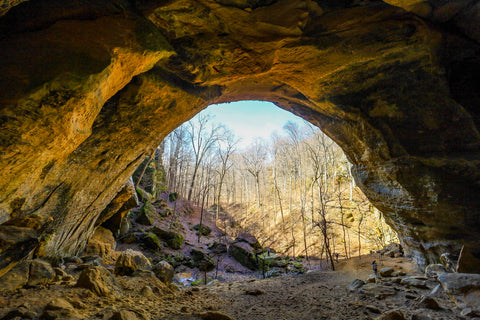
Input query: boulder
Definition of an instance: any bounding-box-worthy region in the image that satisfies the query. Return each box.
[391,271,406,277]
[379,243,403,257]
[438,273,480,309]
[83,226,116,258]
[208,241,228,254]
[359,283,396,299]
[193,224,211,236]
[115,249,151,276]
[27,259,55,286]
[349,279,365,291]
[379,267,394,277]
[135,187,153,203]
[0,259,54,291]
[258,253,285,268]
[228,241,258,270]
[400,277,427,289]
[41,298,81,320]
[0,224,39,278]
[461,308,480,317]
[234,233,261,250]
[191,249,215,272]
[135,202,157,226]
[152,260,174,284]
[142,232,163,250]
[149,227,184,249]
[367,274,377,283]
[76,266,122,298]
[1,306,38,320]
[0,260,30,291]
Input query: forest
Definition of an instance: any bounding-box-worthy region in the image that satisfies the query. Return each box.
[139,113,398,266]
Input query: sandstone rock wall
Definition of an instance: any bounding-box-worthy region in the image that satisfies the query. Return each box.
[0,0,479,275]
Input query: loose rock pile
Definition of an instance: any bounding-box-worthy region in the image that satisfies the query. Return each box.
[349,253,480,319]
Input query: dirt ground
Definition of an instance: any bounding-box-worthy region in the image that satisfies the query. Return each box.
[206,255,463,320]
[1,254,466,320]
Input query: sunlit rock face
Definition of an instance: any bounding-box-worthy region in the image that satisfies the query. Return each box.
[0,0,479,274]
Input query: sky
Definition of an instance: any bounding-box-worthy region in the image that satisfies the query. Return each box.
[199,100,305,150]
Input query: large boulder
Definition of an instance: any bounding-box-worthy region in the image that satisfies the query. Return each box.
[150,227,184,250]
[438,273,480,309]
[152,260,174,284]
[208,241,228,254]
[135,202,157,226]
[41,298,81,320]
[0,259,54,291]
[27,259,55,286]
[0,223,39,278]
[83,226,116,258]
[76,266,122,298]
[191,249,215,272]
[378,243,403,257]
[234,233,261,250]
[0,260,30,291]
[115,249,152,276]
[193,224,211,237]
[228,241,258,270]
[142,232,163,250]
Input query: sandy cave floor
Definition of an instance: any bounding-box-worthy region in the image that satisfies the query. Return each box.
[0,254,467,320]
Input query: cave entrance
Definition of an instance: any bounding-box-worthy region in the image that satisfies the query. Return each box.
[133,100,398,273]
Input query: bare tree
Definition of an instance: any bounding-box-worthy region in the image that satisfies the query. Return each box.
[215,129,237,224]
[187,114,223,201]
[242,138,266,209]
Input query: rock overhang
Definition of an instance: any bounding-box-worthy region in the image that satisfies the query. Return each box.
[0,0,479,276]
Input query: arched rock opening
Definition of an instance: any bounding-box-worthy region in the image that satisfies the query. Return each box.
[1,0,479,276]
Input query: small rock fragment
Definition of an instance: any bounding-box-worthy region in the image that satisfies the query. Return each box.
[424,264,446,278]
[365,305,381,313]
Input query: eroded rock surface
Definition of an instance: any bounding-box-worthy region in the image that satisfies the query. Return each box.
[0,0,479,273]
